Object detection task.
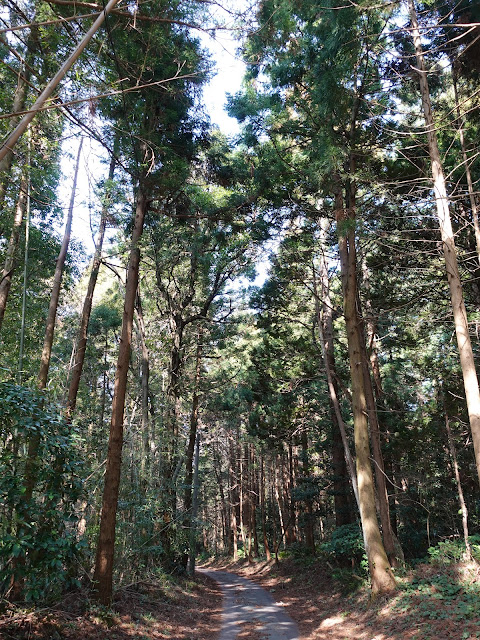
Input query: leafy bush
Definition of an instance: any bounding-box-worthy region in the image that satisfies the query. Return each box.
[277,541,316,565]
[0,383,84,602]
[428,537,480,566]
[320,523,365,566]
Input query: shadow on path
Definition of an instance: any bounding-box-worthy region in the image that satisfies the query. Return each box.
[198,569,300,640]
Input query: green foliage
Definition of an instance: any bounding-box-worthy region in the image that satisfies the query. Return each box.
[0,383,84,602]
[395,567,480,623]
[428,537,480,566]
[277,541,316,565]
[320,524,364,565]
[331,567,366,594]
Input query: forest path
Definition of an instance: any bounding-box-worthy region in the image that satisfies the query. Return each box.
[198,569,300,640]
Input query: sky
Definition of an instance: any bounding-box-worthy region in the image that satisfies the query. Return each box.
[200,29,245,137]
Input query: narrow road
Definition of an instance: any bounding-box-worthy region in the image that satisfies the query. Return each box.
[199,569,300,640]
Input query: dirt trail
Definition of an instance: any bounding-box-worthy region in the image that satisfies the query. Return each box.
[199,569,300,640]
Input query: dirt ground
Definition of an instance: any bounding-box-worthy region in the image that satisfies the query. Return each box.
[3,558,480,639]
[0,573,222,640]
[223,557,480,640]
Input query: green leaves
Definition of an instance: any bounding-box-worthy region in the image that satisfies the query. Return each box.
[0,382,84,602]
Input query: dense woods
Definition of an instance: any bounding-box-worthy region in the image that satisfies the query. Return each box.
[1,0,480,621]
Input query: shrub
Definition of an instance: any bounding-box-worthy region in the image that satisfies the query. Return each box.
[0,383,84,602]
[320,523,365,566]
[428,536,480,566]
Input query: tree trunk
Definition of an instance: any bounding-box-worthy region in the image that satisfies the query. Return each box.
[334,174,396,595]
[184,328,203,570]
[452,71,480,267]
[408,0,480,488]
[93,185,148,605]
[187,433,201,575]
[212,441,228,552]
[286,443,297,544]
[0,0,121,161]
[251,444,259,557]
[228,432,238,560]
[0,172,28,331]
[444,396,471,561]
[12,140,82,600]
[274,460,286,553]
[66,152,116,418]
[260,456,271,561]
[23,138,82,500]
[356,290,398,566]
[0,64,30,210]
[38,138,83,389]
[300,430,315,551]
[313,221,359,515]
[17,158,31,383]
[239,438,247,553]
[184,330,203,515]
[135,288,151,488]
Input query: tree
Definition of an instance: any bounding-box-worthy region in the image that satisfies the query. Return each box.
[92,0,208,602]
[66,151,117,418]
[229,0,397,592]
[407,0,480,488]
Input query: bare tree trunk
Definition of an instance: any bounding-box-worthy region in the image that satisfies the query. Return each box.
[0,173,28,331]
[356,293,398,565]
[408,0,480,488]
[300,430,315,551]
[93,185,148,605]
[17,155,31,383]
[452,72,480,267]
[99,335,108,438]
[24,138,82,499]
[334,174,395,595]
[444,398,471,561]
[274,461,286,552]
[38,138,83,388]
[271,482,279,562]
[212,441,228,552]
[134,289,151,488]
[286,443,297,544]
[185,328,203,571]
[239,438,247,553]
[0,65,30,210]
[260,456,271,561]
[12,139,82,601]
[187,433,201,575]
[251,444,259,557]
[229,432,238,560]
[0,0,121,161]
[313,224,359,513]
[244,444,253,563]
[66,152,116,418]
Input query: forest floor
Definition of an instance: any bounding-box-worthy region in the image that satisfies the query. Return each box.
[2,556,480,639]
[0,572,222,640]
[204,555,480,640]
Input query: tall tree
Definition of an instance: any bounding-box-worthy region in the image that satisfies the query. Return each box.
[38,138,82,389]
[66,151,116,418]
[92,0,208,602]
[407,0,480,486]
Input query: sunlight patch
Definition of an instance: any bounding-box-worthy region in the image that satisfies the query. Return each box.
[320,615,344,628]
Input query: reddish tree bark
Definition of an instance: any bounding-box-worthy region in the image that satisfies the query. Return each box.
[92,186,148,605]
